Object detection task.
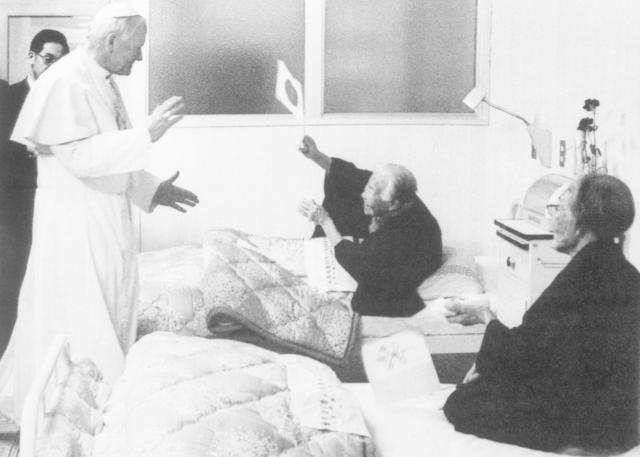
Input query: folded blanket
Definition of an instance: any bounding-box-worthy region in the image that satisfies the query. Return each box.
[202,229,360,366]
[92,332,373,457]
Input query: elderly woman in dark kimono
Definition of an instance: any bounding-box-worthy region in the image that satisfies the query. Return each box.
[297,135,442,318]
[444,174,639,454]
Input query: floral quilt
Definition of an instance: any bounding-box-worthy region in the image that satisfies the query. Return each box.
[201,229,359,366]
[137,229,359,366]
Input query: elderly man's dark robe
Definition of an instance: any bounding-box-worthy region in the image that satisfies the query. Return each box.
[313,158,442,317]
[444,239,640,454]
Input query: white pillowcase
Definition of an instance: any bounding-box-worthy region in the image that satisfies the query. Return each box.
[418,247,484,300]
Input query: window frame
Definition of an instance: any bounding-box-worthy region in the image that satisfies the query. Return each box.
[130,0,491,127]
[0,1,101,82]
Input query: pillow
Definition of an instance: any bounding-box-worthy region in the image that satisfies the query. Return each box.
[417,247,483,300]
[138,244,204,289]
[137,245,208,337]
[137,282,207,338]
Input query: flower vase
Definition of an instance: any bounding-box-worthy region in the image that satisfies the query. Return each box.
[574,131,588,176]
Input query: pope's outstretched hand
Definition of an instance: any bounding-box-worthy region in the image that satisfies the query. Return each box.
[152,171,199,212]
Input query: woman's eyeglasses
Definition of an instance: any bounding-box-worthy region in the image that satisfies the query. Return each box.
[545,204,570,218]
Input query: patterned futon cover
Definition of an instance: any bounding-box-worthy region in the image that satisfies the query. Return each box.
[136,229,485,366]
[138,229,359,367]
[92,332,373,457]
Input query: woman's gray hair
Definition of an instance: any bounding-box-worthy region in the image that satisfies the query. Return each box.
[374,163,418,204]
[86,14,145,49]
[573,174,635,240]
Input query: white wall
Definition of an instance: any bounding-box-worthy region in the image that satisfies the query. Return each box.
[136,0,640,267]
[1,0,637,263]
[483,0,640,266]
[140,123,489,254]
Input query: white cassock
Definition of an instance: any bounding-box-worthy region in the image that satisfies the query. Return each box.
[0,47,160,423]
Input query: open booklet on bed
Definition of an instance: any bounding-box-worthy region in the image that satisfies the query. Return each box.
[304,237,358,293]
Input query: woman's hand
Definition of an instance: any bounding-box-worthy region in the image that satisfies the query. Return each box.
[298,136,331,170]
[298,198,331,225]
[463,362,479,384]
[298,199,344,247]
[298,135,319,158]
[445,294,496,326]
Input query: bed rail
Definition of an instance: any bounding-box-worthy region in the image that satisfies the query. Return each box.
[19,334,72,457]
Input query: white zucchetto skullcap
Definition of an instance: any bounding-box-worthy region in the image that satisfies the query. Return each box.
[93,2,141,22]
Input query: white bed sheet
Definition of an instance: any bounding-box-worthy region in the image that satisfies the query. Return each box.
[342,383,640,457]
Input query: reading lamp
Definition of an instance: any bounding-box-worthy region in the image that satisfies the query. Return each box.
[463,88,552,167]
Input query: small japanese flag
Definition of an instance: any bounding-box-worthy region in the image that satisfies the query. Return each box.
[275,60,304,119]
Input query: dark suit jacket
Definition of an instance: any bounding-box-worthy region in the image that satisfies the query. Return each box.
[444,240,640,453]
[1,78,35,356]
[2,78,36,189]
[0,79,10,144]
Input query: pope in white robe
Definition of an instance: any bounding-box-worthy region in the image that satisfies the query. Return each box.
[0,5,194,423]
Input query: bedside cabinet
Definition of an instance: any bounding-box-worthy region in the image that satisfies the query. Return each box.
[493,218,570,326]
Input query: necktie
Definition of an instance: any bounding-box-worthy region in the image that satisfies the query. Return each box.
[107,76,131,130]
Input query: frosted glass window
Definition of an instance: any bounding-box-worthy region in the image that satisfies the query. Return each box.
[324,0,477,114]
[149,0,304,115]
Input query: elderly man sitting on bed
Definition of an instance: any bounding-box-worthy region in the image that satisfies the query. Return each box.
[444,174,639,455]
[297,135,442,317]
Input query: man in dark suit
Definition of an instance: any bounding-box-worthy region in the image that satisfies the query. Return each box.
[0,79,9,142]
[1,29,69,356]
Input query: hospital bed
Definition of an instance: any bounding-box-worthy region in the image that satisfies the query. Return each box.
[23,332,373,457]
[135,228,487,374]
[23,332,640,457]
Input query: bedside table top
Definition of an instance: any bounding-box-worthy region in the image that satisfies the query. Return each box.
[494,219,553,241]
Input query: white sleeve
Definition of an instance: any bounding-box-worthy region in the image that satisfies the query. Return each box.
[47,127,152,178]
[128,170,162,213]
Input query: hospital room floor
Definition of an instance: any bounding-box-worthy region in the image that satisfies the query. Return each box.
[431,353,476,384]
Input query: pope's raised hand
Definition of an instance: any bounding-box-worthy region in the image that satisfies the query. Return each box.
[147,96,185,142]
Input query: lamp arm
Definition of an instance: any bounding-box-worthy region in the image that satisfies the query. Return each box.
[484,99,530,126]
